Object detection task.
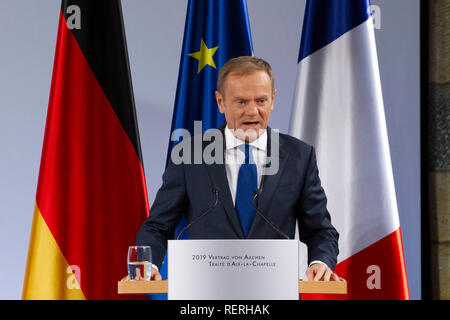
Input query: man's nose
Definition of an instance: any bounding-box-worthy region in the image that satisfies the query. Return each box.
[245,101,258,115]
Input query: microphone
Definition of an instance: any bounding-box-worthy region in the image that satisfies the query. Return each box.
[251,189,290,240]
[176,186,220,240]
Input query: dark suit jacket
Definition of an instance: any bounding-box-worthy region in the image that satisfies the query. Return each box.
[137,126,339,270]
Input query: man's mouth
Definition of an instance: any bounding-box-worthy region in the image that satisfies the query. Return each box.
[234,121,263,142]
[242,121,259,126]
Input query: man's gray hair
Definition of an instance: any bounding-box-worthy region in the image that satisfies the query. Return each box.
[217,56,275,94]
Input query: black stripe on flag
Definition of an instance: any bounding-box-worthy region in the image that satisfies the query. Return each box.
[61,0,143,162]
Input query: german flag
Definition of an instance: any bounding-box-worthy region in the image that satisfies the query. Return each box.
[22,0,149,299]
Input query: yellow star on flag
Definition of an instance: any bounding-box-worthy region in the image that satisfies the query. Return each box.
[188,38,219,73]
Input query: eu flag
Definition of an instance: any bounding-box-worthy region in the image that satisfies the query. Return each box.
[170,0,253,138]
[154,0,253,300]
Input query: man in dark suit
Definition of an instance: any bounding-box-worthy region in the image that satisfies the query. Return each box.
[137,56,340,282]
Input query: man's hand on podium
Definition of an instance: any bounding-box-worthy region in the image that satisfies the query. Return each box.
[121,266,162,281]
[306,262,344,282]
[150,267,162,281]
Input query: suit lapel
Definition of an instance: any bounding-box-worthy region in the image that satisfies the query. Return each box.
[204,124,244,238]
[205,163,244,238]
[248,129,289,236]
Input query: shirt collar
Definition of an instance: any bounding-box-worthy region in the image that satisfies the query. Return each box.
[224,125,267,152]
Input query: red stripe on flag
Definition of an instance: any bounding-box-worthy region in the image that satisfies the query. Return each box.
[35,13,149,299]
[302,228,409,300]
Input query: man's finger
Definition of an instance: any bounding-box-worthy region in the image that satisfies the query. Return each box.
[331,273,340,282]
[313,265,326,281]
[305,268,314,281]
[151,268,162,281]
[323,268,332,281]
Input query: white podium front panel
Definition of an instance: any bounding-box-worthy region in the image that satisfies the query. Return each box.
[168,239,299,300]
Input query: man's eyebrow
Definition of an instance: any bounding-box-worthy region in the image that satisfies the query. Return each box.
[233,94,268,100]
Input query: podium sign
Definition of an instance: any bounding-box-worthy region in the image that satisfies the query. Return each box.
[168,239,299,300]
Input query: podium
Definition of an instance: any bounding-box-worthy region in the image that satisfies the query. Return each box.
[118,279,347,295]
[118,240,347,299]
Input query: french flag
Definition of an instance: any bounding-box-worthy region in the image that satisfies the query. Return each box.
[290,0,410,299]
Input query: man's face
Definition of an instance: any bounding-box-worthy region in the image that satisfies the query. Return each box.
[215,70,276,142]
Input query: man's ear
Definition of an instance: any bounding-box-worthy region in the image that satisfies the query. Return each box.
[215,90,225,114]
[270,88,277,111]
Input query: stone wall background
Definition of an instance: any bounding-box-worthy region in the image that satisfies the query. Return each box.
[428,0,450,300]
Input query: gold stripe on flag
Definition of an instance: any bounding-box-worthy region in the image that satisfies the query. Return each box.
[22,204,85,300]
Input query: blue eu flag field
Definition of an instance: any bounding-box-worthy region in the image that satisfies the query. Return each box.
[153,0,254,300]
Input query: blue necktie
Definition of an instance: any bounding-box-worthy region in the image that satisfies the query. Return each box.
[235,144,257,238]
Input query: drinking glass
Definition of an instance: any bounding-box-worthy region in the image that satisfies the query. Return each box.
[127,246,152,281]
